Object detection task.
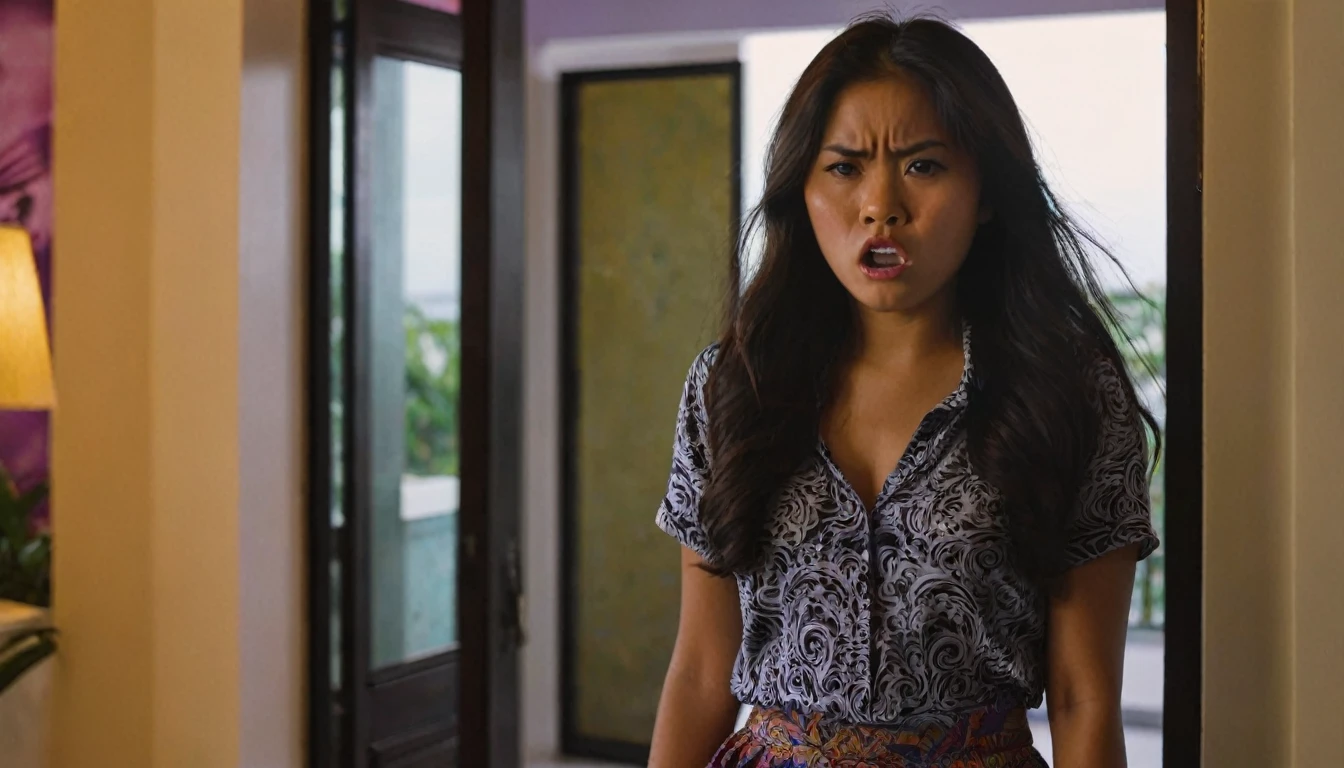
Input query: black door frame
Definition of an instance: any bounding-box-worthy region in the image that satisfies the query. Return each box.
[306,0,523,765]
[458,0,525,764]
[1163,1,1203,766]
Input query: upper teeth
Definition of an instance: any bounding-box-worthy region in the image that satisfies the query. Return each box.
[871,247,897,253]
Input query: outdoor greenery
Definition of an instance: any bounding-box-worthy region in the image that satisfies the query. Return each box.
[1109,289,1167,629]
[329,248,346,526]
[327,249,461,504]
[403,305,461,477]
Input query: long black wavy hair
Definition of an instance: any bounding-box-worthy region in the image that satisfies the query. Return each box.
[700,14,1159,586]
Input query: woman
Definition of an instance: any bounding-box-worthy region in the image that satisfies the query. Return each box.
[650,15,1159,768]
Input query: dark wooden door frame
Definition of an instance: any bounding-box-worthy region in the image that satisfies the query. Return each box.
[307,0,524,765]
[458,0,525,765]
[305,1,339,764]
[348,4,468,766]
[1163,1,1203,766]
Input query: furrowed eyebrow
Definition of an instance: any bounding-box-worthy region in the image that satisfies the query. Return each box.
[821,144,868,159]
[820,139,947,160]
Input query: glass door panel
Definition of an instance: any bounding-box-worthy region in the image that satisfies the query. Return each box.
[309,0,521,763]
[369,56,463,669]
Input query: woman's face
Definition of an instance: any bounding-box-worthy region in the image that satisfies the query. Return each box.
[804,71,987,317]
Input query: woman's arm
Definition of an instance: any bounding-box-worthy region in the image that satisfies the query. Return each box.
[649,545,744,768]
[1046,543,1139,768]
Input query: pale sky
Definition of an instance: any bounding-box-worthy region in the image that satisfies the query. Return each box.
[400,62,463,320]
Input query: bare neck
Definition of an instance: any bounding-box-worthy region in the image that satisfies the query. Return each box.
[851,299,962,373]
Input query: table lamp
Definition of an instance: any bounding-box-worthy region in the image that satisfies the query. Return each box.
[0,224,57,697]
[0,225,54,410]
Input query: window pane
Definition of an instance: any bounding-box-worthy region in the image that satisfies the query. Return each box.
[370,57,463,668]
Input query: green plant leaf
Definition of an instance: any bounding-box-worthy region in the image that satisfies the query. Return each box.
[0,512,26,552]
[0,491,23,547]
[18,536,49,573]
[403,305,461,478]
[15,480,48,518]
[0,466,44,551]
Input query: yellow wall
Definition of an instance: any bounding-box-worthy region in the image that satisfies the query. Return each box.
[1286,0,1344,761]
[1202,0,1293,762]
[1204,0,1344,763]
[51,1,158,761]
[50,0,306,765]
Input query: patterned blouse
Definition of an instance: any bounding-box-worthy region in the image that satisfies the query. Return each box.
[655,333,1159,727]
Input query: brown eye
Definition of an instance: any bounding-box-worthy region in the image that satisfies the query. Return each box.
[826,162,858,178]
[907,159,945,177]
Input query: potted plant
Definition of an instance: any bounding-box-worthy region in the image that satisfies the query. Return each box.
[0,465,55,768]
[0,466,55,694]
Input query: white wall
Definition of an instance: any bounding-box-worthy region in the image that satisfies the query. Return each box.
[238,0,307,763]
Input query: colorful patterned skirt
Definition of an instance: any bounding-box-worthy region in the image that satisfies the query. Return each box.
[707,703,1048,768]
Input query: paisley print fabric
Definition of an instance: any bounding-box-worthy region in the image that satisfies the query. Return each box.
[709,704,1047,768]
[655,331,1159,727]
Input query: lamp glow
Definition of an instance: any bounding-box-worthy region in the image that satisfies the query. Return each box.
[0,225,54,410]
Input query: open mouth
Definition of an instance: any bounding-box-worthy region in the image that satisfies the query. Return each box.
[862,246,906,269]
[859,239,910,279]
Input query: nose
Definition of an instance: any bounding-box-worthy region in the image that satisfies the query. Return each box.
[861,170,904,227]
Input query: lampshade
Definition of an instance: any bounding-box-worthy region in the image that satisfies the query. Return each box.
[0,225,54,409]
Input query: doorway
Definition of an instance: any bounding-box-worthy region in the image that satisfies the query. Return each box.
[531,3,1202,767]
[307,0,524,766]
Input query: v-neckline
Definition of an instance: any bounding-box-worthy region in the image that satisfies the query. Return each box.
[817,400,956,513]
[817,371,970,514]
[817,324,975,514]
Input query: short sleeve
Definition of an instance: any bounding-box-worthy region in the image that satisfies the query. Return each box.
[654,345,719,562]
[1063,358,1161,568]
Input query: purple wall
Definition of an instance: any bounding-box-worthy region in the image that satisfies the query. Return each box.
[526,0,1162,45]
[0,0,54,526]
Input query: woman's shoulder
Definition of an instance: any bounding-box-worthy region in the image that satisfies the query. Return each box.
[1080,352,1121,396]
[684,342,721,386]
[673,343,721,422]
[1079,351,1149,444]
